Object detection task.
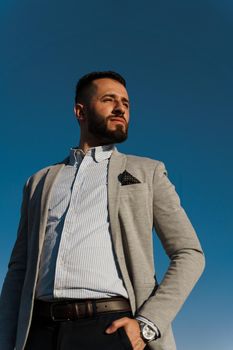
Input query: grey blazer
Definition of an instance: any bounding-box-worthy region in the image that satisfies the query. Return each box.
[0,150,205,350]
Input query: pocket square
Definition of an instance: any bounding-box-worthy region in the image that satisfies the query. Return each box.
[118,170,141,185]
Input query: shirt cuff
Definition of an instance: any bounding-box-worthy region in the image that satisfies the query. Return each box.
[135,315,160,338]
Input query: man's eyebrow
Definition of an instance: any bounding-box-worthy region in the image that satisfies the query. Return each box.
[101,93,130,104]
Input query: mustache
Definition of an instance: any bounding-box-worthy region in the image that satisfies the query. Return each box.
[107,114,127,124]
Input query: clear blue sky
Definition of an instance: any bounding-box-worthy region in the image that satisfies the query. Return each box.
[0,1,232,349]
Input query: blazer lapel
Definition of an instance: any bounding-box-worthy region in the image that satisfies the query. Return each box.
[108,150,127,252]
[38,161,67,252]
[108,150,137,313]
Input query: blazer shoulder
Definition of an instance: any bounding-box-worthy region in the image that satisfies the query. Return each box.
[123,152,164,169]
[26,156,69,188]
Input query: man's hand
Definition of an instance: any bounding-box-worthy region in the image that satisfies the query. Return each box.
[105,317,146,349]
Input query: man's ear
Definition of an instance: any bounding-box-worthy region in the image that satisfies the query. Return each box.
[74,103,86,122]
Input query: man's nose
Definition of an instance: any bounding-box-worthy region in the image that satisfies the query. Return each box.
[112,101,125,115]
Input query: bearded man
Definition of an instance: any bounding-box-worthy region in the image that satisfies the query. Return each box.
[0,71,205,350]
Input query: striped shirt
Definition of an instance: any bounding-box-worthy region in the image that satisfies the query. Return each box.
[35,144,128,300]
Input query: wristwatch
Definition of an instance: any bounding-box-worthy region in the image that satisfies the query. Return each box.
[138,321,158,343]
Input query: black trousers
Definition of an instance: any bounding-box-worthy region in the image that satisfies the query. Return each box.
[25,310,149,350]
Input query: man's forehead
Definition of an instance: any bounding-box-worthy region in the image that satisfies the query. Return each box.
[92,78,128,97]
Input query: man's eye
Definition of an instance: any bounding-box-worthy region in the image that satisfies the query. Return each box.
[103,98,112,102]
[123,102,129,108]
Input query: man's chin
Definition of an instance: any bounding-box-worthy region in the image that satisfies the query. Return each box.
[96,130,128,144]
[88,123,128,144]
[103,133,127,144]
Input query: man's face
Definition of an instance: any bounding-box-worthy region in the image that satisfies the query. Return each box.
[84,78,130,144]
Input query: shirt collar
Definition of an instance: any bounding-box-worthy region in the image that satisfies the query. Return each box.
[69,144,115,165]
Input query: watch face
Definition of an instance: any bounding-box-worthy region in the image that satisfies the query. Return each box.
[142,324,156,341]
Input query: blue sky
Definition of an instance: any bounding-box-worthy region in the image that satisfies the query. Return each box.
[0,1,232,349]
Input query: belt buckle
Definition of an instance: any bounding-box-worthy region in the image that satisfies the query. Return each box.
[50,302,71,322]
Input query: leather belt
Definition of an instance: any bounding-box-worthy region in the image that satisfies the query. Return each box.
[33,297,131,321]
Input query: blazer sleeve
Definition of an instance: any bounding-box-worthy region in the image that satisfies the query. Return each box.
[136,161,205,336]
[0,179,30,350]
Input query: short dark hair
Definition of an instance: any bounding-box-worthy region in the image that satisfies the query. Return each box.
[75,71,126,105]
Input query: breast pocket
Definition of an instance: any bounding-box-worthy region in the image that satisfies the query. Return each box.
[119,183,149,197]
[118,183,152,227]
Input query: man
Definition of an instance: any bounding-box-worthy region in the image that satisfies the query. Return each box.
[0,71,205,350]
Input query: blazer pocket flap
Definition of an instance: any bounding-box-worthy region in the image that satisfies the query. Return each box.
[119,182,148,194]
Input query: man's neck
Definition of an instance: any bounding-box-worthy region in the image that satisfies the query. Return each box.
[78,140,113,154]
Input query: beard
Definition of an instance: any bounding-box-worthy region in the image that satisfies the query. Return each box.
[87,113,128,144]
